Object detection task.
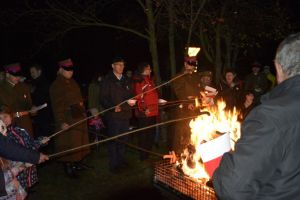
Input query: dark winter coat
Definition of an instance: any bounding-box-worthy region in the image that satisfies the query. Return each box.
[7,125,41,189]
[31,75,53,137]
[100,71,133,120]
[217,81,242,110]
[213,75,300,200]
[244,72,269,100]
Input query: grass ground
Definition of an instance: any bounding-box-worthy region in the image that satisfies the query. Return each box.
[27,140,169,200]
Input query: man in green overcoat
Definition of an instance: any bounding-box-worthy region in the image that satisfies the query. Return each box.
[0,63,34,137]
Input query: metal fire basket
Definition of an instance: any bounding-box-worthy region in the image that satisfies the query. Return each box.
[154,160,217,200]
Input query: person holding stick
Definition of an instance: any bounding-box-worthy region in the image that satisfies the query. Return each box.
[0,135,48,197]
[171,56,202,153]
[0,106,49,192]
[100,57,135,173]
[50,58,90,179]
[0,63,35,137]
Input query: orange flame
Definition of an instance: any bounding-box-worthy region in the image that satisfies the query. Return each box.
[179,101,241,181]
[195,97,200,108]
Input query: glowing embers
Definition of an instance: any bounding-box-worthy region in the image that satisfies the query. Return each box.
[154,160,217,200]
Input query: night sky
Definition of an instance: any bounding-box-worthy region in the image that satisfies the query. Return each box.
[0,0,299,84]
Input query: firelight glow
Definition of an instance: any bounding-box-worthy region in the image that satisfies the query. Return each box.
[178,101,241,181]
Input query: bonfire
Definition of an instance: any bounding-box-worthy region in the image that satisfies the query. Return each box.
[166,101,241,182]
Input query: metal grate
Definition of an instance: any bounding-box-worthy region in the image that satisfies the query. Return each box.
[154,160,217,200]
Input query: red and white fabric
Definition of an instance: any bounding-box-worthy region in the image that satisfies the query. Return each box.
[198,132,231,178]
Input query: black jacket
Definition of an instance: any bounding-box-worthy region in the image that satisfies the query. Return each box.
[31,75,53,136]
[100,71,133,120]
[0,135,39,196]
[213,75,300,200]
[31,75,51,109]
[244,72,269,100]
[217,81,242,110]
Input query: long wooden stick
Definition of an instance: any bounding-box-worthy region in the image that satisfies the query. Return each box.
[49,113,209,158]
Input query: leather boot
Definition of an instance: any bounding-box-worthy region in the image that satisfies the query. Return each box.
[73,162,93,171]
[64,162,79,179]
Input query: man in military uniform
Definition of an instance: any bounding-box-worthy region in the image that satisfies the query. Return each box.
[0,63,34,137]
[171,56,202,153]
[244,62,269,103]
[50,58,90,178]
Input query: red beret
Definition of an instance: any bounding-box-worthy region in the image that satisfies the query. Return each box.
[58,58,74,71]
[4,63,22,76]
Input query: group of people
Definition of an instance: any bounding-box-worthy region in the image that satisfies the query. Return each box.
[168,55,275,153]
[92,51,276,174]
[164,32,300,200]
[0,55,161,199]
[0,45,277,181]
[0,62,53,199]
[0,31,300,200]
[212,32,300,200]
[93,32,300,200]
[0,58,91,198]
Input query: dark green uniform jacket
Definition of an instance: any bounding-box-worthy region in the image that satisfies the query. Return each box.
[0,80,33,136]
[171,71,202,102]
